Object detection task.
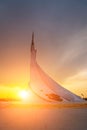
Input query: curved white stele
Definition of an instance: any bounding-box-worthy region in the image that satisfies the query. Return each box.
[30,33,83,103]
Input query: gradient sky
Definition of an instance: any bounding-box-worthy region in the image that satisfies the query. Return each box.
[0,0,87,97]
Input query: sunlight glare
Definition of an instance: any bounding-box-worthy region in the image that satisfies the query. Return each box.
[18,90,29,100]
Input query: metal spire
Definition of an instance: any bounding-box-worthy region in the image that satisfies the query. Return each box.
[32,32,34,46]
[31,32,37,60]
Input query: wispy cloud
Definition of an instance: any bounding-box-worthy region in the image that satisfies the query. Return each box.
[63,70,87,96]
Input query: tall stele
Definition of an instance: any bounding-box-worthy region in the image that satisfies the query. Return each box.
[30,33,83,103]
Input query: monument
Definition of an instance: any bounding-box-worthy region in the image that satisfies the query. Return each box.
[30,33,83,103]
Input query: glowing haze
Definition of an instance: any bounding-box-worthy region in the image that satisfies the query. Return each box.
[0,0,87,98]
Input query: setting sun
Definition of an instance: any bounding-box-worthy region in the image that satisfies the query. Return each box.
[18,90,29,100]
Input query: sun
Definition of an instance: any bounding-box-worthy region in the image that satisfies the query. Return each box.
[18,90,29,100]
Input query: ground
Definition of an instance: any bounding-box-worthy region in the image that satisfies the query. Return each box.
[0,102,87,130]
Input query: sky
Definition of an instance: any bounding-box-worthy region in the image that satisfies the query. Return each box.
[0,0,87,97]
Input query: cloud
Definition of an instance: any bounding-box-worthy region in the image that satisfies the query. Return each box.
[54,27,87,82]
[62,69,87,96]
